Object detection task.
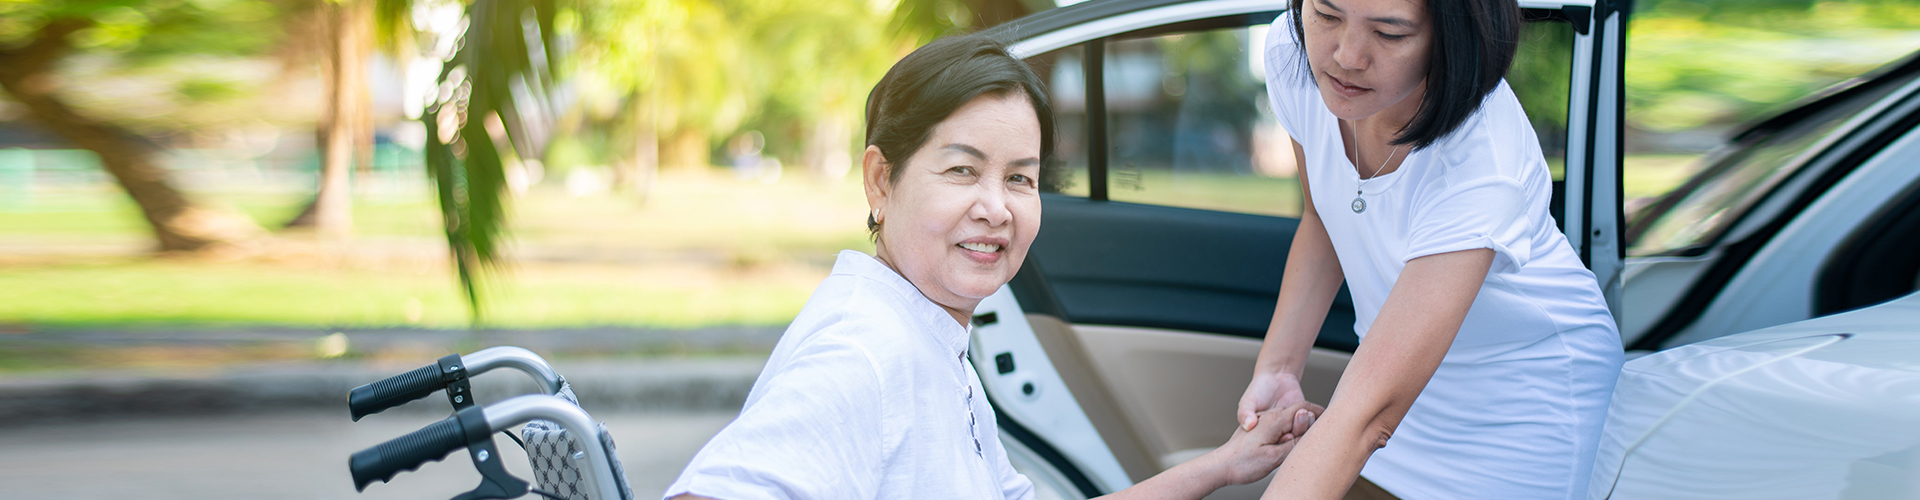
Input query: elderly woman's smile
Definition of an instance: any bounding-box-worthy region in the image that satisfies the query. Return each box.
[864,92,1043,326]
[958,238,1008,261]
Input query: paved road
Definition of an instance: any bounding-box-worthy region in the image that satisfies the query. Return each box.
[0,411,736,500]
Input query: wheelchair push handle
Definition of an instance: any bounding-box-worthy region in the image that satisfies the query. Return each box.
[349,414,469,491]
[348,347,565,421]
[348,395,623,500]
[349,358,452,421]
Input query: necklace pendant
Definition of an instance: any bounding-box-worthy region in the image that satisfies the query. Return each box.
[1351,196,1366,213]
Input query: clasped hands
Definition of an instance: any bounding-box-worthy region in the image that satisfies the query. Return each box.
[1199,371,1323,486]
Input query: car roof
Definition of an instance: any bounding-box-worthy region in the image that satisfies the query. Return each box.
[992,0,1602,57]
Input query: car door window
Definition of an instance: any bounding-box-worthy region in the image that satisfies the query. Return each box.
[1104,26,1301,217]
[1625,68,1917,257]
[1511,20,1574,181]
[1098,18,1576,219]
[1028,44,1092,198]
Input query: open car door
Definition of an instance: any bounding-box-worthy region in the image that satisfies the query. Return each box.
[967,1,1628,498]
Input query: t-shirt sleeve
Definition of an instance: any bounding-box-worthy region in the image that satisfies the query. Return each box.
[663,338,886,500]
[1405,176,1531,275]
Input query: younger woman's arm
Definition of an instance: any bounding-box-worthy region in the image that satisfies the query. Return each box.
[1238,139,1345,430]
[1259,248,1494,499]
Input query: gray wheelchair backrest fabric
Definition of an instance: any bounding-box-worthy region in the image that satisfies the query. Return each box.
[522,382,635,500]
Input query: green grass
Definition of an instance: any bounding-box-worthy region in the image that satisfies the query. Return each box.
[0,256,820,328]
[1107,167,1304,218]
[0,170,872,328]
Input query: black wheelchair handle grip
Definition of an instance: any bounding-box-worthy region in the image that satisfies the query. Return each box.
[349,415,466,491]
[348,363,445,421]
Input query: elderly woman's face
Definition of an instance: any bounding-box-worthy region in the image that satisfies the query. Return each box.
[865,93,1042,323]
[1303,0,1433,122]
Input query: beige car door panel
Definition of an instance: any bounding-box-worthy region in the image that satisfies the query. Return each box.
[1029,314,1350,479]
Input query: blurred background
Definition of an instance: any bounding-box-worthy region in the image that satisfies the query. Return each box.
[0,0,1915,498]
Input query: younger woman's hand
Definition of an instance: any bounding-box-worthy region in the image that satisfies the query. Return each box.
[1207,401,1322,486]
[1237,370,1314,431]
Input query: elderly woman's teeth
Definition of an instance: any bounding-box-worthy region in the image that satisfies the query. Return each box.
[959,242,1001,253]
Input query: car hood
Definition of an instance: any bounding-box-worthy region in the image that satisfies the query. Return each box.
[1589,292,1920,500]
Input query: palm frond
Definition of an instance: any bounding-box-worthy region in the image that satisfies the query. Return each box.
[401,0,567,323]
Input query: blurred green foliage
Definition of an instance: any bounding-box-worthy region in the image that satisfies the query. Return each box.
[1627,0,1920,133]
[0,0,290,59]
[0,0,307,132]
[376,0,963,320]
[1511,21,1573,151]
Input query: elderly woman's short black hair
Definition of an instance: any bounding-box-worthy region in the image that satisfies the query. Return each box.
[1289,0,1521,150]
[863,33,1054,233]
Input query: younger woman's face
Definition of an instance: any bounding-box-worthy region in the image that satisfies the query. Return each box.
[864,93,1043,325]
[1303,0,1434,122]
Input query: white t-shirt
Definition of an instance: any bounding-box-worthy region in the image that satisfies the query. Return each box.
[664,250,1034,500]
[1264,14,1624,500]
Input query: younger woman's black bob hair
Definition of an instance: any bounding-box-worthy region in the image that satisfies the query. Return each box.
[862,33,1054,233]
[1289,0,1522,150]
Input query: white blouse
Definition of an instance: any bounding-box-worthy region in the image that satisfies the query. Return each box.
[1264,14,1624,500]
[664,250,1034,500]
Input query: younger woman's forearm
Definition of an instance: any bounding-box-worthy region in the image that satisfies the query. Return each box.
[1258,139,1345,377]
[1258,407,1381,500]
[1257,211,1346,377]
[1262,250,1495,499]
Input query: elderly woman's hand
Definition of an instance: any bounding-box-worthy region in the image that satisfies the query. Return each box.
[1207,401,1323,485]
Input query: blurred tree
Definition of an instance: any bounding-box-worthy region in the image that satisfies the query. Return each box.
[286,0,376,240]
[1626,0,1920,138]
[1509,20,1572,156]
[372,0,1037,318]
[0,0,285,252]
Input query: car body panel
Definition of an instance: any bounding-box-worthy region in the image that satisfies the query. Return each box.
[1009,0,1283,58]
[1589,292,1920,500]
[1618,255,1714,345]
[1667,109,1920,347]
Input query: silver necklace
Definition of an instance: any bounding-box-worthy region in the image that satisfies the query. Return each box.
[1351,143,1402,214]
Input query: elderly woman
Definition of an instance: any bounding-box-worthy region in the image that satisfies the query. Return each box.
[665,34,1319,500]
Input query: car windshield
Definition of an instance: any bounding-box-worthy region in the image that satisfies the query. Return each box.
[1626,70,1918,257]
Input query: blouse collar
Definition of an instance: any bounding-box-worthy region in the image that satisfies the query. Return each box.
[831,250,974,358]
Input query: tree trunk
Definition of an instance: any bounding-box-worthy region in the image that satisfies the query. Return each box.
[0,19,258,253]
[290,0,374,239]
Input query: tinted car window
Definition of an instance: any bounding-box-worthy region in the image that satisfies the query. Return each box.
[1097,18,1575,219]
[1626,70,1918,257]
[1510,21,1574,180]
[1104,26,1302,217]
[1029,44,1092,197]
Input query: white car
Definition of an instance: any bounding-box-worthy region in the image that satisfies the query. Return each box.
[957,1,1920,499]
[1591,291,1920,499]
